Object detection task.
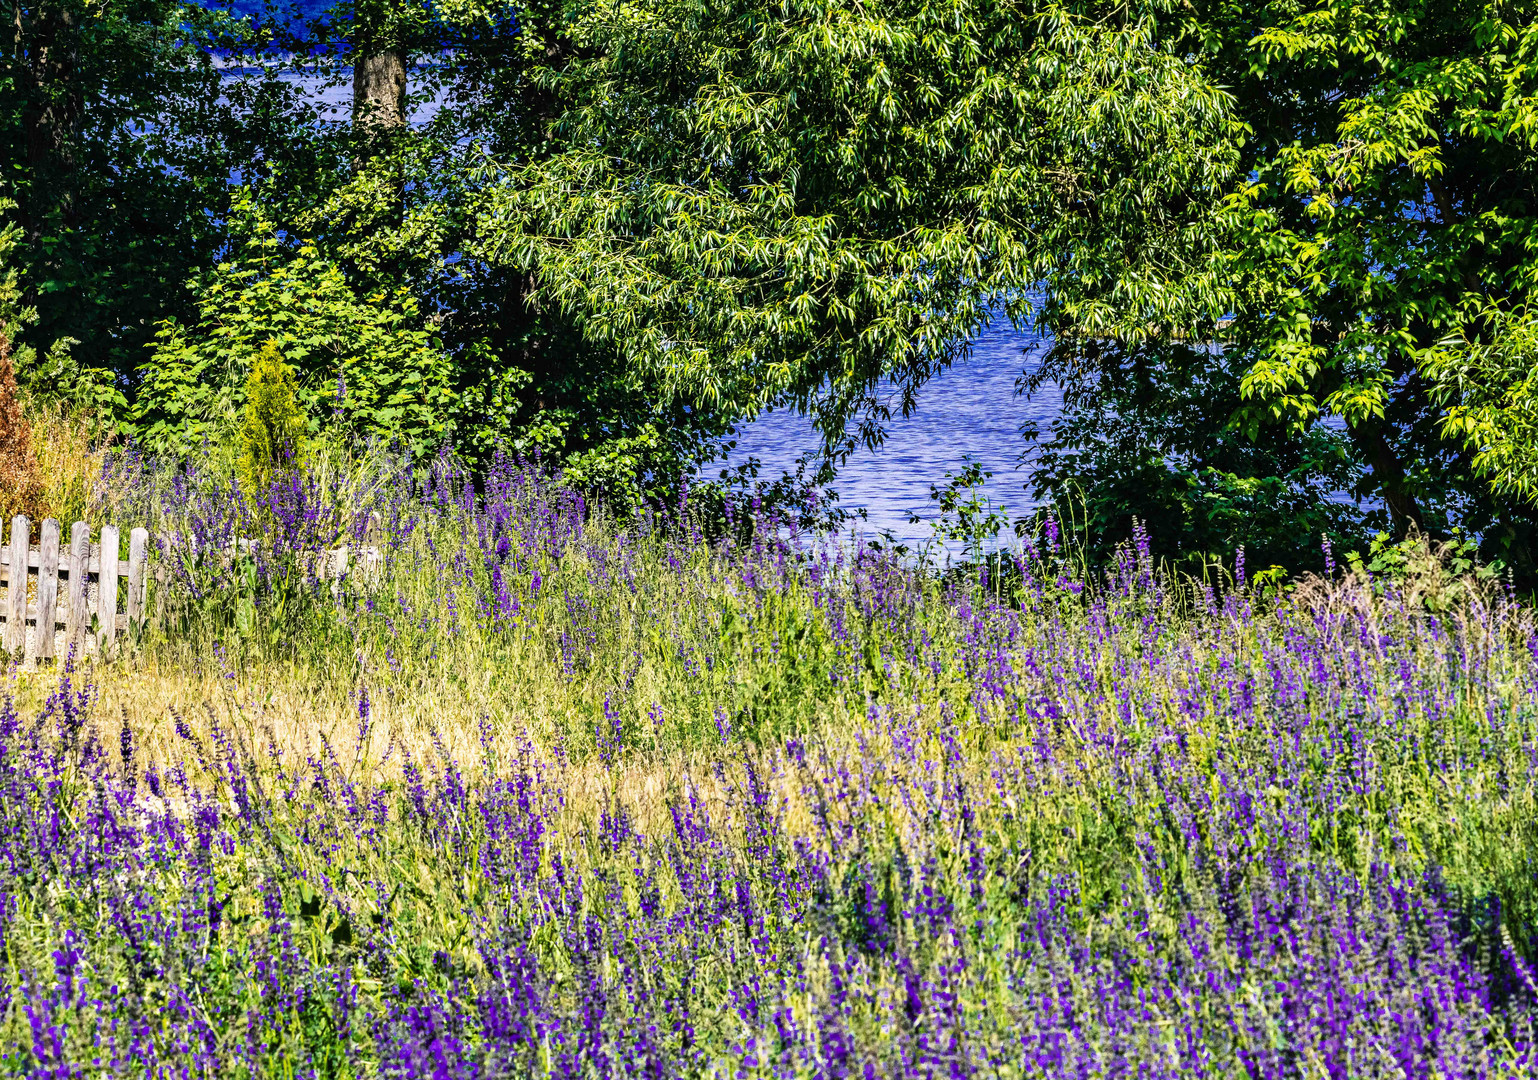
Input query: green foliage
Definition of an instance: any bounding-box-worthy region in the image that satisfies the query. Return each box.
[1422,302,1538,507]
[239,343,309,497]
[1339,529,1505,615]
[0,194,115,414]
[8,0,752,494]
[1027,339,1369,571]
[135,194,454,458]
[475,0,1239,462]
[911,457,1011,565]
[1028,0,1538,578]
[0,201,33,354]
[1211,0,1538,539]
[177,7,744,500]
[2,0,344,410]
[14,0,1538,575]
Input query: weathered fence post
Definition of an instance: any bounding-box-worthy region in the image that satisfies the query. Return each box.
[66,521,89,656]
[36,518,59,661]
[6,515,28,656]
[97,525,119,654]
[127,527,148,628]
[329,545,349,598]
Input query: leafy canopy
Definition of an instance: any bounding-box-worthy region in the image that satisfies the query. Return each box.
[134,194,454,458]
[1029,0,1538,573]
[1224,1,1538,519]
[475,0,1239,463]
[2,0,349,403]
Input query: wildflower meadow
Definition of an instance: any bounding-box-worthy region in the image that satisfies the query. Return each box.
[3,448,1537,1077]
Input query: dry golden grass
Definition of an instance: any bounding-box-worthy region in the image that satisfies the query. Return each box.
[27,399,114,526]
[9,645,882,861]
[0,357,114,528]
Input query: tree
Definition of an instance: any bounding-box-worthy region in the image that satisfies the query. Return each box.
[1,0,340,408]
[263,0,790,499]
[1023,338,1369,570]
[1424,304,1538,508]
[473,0,1240,473]
[238,341,309,496]
[349,0,412,131]
[133,194,455,457]
[1029,0,1538,574]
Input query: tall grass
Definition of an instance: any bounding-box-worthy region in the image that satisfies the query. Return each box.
[0,389,114,527]
[2,446,1537,1076]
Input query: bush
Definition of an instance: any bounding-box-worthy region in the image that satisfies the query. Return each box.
[238,342,308,500]
[0,335,45,523]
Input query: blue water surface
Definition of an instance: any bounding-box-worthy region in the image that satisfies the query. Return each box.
[713,322,1058,548]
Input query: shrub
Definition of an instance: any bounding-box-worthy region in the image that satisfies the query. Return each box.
[0,335,45,523]
[238,341,308,499]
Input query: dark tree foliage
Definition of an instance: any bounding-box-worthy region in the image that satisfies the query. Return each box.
[1024,341,1367,571]
[1,0,336,409]
[474,0,1237,478]
[5,0,1538,567]
[105,0,742,499]
[1029,0,1538,575]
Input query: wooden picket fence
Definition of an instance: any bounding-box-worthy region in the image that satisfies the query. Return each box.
[0,515,150,665]
[0,514,388,666]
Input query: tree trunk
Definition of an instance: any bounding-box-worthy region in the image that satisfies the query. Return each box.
[16,0,82,240]
[352,48,406,129]
[1351,422,1427,534]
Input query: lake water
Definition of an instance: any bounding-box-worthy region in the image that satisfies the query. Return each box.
[713,322,1060,549]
